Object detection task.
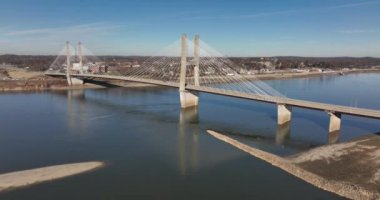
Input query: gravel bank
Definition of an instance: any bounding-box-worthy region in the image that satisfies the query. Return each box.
[0,161,104,192]
[207,130,379,200]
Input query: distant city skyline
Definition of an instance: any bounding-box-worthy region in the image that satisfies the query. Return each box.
[0,0,380,57]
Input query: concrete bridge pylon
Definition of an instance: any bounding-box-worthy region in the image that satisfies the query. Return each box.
[179,34,199,108]
[65,41,83,86]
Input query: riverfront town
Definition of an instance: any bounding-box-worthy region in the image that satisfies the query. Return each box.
[0,1,380,200]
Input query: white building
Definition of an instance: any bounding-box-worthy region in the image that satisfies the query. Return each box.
[72,63,82,71]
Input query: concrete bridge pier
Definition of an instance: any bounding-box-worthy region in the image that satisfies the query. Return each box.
[67,77,84,86]
[179,34,198,108]
[70,78,84,85]
[180,91,199,108]
[277,104,292,125]
[328,112,342,133]
[67,76,84,86]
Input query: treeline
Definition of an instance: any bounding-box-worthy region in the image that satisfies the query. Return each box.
[275,56,380,69]
[0,55,56,71]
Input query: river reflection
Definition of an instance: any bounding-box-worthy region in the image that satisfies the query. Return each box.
[67,90,87,133]
[178,107,200,175]
[276,122,291,145]
[328,131,341,144]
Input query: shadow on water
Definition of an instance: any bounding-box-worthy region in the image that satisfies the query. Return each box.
[61,89,210,176]
[83,79,121,88]
[58,88,180,124]
[60,89,307,171]
[214,125,318,154]
[201,93,277,121]
[57,87,379,157]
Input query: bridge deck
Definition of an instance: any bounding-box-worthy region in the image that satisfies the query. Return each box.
[187,86,380,119]
[45,72,380,120]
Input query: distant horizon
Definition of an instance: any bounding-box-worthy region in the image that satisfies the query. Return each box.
[1,0,380,57]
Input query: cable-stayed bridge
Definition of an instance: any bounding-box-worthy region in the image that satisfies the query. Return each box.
[45,34,380,135]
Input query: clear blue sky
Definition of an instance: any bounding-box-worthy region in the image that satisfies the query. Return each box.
[0,0,379,57]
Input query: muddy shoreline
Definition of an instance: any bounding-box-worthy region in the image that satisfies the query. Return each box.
[0,77,157,92]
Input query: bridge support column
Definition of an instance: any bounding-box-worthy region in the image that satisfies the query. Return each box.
[179,33,198,108]
[70,78,84,85]
[67,77,84,86]
[180,90,199,108]
[328,112,341,133]
[277,104,292,125]
[65,41,84,86]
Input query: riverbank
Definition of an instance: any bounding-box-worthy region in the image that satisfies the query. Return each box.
[207,130,380,200]
[0,161,104,193]
[0,66,106,91]
[0,78,104,91]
